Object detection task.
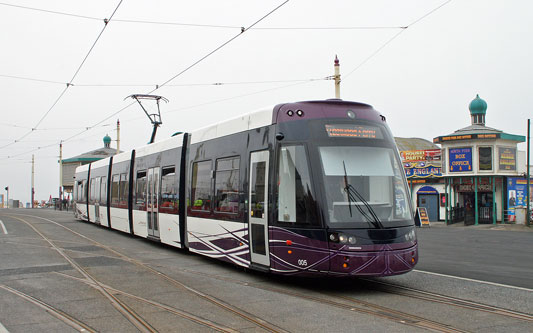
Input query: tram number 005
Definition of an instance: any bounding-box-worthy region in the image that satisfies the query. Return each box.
[298,259,307,267]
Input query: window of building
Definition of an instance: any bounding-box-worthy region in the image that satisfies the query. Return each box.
[160,167,178,214]
[214,157,240,214]
[111,174,120,205]
[191,161,212,211]
[479,147,492,171]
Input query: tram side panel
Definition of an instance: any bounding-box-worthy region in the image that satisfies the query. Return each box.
[74,165,90,221]
[185,126,274,268]
[132,142,184,248]
[109,157,131,233]
[87,160,110,226]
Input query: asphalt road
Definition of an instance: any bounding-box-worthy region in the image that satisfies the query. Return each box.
[415,223,533,289]
[0,208,532,332]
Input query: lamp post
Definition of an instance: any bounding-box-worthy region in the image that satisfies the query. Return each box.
[4,186,8,208]
[527,119,530,227]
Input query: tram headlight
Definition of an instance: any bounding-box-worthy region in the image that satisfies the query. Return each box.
[329,233,339,242]
[411,229,416,241]
[338,234,348,244]
[348,236,357,245]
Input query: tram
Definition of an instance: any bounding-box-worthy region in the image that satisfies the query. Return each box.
[73,99,418,276]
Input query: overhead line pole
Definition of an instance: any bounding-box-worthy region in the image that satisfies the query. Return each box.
[527,119,530,227]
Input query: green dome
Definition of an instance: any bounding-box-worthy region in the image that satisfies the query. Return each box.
[103,134,111,144]
[469,94,487,115]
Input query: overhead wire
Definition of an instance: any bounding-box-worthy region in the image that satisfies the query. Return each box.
[0,2,407,31]
[59,0,291,145]
[344,0,452,80]
[0,0,124,151]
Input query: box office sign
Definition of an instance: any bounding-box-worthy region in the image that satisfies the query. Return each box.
[498,147,516,171]
[449,147,472,172]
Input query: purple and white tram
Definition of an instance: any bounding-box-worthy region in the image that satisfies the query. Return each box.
[73,99,418,276]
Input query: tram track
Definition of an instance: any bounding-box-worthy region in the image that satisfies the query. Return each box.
[5,213,288,333]
[361,279,533,322]
[7,212,531,332]
[9,215,158,333]
[0,284,96,332]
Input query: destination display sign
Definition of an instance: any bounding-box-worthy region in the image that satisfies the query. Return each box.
[325,124,382,139]
[433,133,499,143]
[498,147,516,171]
[448,147,472,172]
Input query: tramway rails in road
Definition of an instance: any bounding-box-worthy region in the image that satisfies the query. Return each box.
[74,99,418,277]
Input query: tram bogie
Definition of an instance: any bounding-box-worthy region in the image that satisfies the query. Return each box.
[73,100,418,277]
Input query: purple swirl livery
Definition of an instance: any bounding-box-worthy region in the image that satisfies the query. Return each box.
[188,225,417,277]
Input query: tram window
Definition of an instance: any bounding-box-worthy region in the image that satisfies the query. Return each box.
[111,174,120,205]
[100,177,107,204]
[82,180,87,202]
[191,161,212,211]
[135,171,147,209]
[251,161,266,218]
[161,167,178,214]
[277,145,318,225]
[214,157,240,214]
[119,173,128,206]
[89,179,95,202]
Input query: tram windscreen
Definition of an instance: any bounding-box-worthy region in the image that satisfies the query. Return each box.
[319,146,412,227]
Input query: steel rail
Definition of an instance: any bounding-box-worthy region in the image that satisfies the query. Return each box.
[8,213,288,333]
[0,284,96,332]
[362,279,533,322]
[52,272,239,333]
[9,215,158,333]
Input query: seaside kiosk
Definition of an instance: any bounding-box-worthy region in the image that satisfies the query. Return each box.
[433,95,526,225]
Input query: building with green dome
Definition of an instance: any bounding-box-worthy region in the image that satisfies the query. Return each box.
[61,135,121,196]
[433,94,528,225]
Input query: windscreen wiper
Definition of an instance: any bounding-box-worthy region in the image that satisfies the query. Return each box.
[342,161,383,229]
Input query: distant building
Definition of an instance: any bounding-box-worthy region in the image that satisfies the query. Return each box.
[62,135,120,195]
[395,138,444,222]
[433,94,528,225]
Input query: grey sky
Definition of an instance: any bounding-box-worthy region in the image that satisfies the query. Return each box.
[1,0,531,204]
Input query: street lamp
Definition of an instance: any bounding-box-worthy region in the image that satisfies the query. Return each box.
[4,186,8,208]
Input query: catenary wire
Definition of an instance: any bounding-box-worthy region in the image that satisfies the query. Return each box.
[0,2,407,31]
[0,0,124,152]
[344,0,452,80]
[59,0,290,144]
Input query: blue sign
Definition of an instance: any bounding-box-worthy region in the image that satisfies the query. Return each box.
[404,165,442,178]
[449,147,472,172]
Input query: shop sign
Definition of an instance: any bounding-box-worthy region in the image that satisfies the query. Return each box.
[400,149,441,163]
[404,165,442,178]
[449,147,472,172]
[498,147,516,171]
[507,177,532,220]
[457,184,493,192]
[434,133,500,143]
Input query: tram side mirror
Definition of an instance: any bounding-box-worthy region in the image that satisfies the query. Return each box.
[275,132,285,141]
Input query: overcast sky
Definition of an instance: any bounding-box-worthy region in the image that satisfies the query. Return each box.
[1,0,532,204]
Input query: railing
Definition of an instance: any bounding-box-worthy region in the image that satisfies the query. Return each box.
[478,207,493,224]
[450,207,464,224]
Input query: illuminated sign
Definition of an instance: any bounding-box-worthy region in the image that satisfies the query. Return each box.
[448,147,472,172]
[325,124,382,139]
[404,165,442,178]
[434,133,500,143]
[399,149,441,162]
[498,147,516,171]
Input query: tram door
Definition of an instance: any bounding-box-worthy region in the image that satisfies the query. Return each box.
[249,151,270,267]
[147,167,160,238]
